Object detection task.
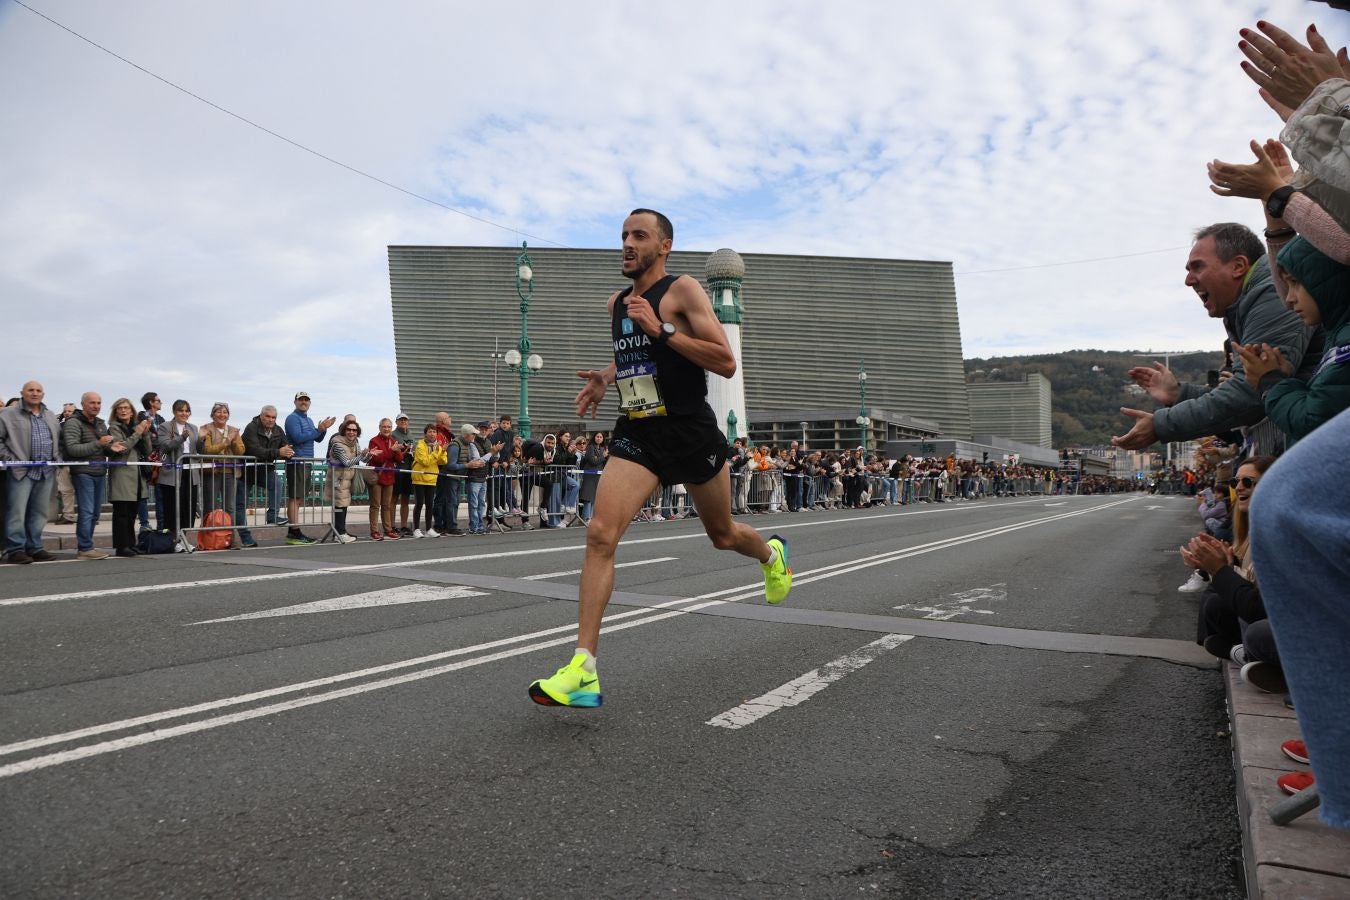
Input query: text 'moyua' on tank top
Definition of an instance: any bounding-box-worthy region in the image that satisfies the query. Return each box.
[609,273,709,419]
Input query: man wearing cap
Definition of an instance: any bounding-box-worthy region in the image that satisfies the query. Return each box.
[448,421,502,535]
[283,391,335,544]
[392,413,415,535]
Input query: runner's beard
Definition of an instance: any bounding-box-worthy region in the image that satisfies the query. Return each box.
[622,247,659,280]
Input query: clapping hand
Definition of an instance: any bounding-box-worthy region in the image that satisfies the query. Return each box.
[1239,21,1350,120]
[1111,408,1160,450]
[1187,533,1234,576]
[1235,342,1293,387]
[1207,139,1293,201]
[1126,362,1181,405]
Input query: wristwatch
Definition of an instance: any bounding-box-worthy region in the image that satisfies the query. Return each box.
[655,321,676,345]
[1265,185,1296,219]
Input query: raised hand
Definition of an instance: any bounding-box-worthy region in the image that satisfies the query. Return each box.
[1239,21,1346,115]
[1111,407,1159,450]
[1127,362,1181,405]
[1207,139,1291,201]
[1236,343,1292,386]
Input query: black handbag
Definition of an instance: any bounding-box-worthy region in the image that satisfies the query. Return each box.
[137,528,176,554]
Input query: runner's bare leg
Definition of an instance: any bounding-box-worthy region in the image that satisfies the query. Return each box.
[577,456,660,654]
[685,465,772,563]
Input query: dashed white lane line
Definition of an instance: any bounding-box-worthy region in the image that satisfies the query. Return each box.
[706,634,914,730]
[523,557,677,580]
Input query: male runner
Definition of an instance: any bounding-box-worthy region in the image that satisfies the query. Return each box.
[529,208,792,708]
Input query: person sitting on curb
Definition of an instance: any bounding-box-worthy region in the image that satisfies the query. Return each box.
[1187,456,1284,693]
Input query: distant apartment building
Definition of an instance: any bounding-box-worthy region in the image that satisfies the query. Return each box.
[966,372,1053,448]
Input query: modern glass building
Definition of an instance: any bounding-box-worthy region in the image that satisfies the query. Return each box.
[388,245,971,443]
[967,372,1053,448]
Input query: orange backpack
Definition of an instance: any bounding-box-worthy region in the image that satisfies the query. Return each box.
[196,509,234,551]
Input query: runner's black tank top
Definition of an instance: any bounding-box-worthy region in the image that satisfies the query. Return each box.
[610,274,709,417]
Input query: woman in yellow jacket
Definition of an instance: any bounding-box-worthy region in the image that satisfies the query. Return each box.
[411,424,446,537]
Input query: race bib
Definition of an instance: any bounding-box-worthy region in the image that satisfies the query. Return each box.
[616,361,667,418]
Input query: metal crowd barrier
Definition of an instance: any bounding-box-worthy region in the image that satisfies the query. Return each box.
[181,453,335,549]
[180,453,256,551]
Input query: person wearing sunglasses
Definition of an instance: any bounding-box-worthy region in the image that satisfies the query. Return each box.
[1186,456,1282,694]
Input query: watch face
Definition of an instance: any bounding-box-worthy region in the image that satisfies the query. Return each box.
[662,322,676,335]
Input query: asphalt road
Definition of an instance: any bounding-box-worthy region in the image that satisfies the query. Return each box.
[0,493,1243,899]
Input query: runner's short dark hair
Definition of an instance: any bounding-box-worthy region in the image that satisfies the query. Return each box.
[630,208,673,242]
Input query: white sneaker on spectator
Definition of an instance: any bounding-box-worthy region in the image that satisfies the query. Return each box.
[425,528,439,538]
[337,533,357,544]
[1177,571,1207,593]
[1230,644,1249,665]
[412,529,425,539]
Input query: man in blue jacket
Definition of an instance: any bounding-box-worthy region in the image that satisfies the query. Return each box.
[283,391,335,545]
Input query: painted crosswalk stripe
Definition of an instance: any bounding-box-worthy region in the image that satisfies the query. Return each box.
[189,585,488,624]
[706,634,913,730]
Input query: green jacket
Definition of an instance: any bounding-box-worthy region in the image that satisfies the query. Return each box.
[1257,237,1350,444]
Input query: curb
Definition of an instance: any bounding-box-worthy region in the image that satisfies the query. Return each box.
[1226,663,1350,897]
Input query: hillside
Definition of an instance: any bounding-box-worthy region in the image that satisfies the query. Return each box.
[964,349,1226,447]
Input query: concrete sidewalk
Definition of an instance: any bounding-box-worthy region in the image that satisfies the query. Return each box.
[1226,664,1350,897]
[33,506,340,552]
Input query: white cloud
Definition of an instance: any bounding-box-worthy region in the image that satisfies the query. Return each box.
[2,0,1346,435]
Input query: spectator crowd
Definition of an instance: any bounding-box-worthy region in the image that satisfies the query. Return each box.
[1105,16,1350,832]
[2,381,1144,562]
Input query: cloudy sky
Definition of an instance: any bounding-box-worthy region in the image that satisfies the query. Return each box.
[3,0,1348,432]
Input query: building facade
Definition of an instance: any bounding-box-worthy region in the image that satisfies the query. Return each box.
[388,245,971,440]
[966,372,1053,448]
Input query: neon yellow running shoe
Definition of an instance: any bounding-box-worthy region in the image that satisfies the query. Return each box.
[762,534,792,604]
[529,652,602,707]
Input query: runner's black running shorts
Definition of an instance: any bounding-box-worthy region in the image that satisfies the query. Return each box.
[608,405,728,487]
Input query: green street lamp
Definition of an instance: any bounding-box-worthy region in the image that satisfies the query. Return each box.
[505,242,544,439]
[855,360,871,456]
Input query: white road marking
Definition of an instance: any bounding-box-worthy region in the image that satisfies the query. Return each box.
[895,583,1006,621]
[0,498,1136,775]
[523,557,676,581]
[0,497,1053,609]
[188,585,488,624]
[1043,502,1066,507]
[706,634,913,729]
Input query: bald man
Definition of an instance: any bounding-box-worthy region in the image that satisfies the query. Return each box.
[0,382,63,562]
